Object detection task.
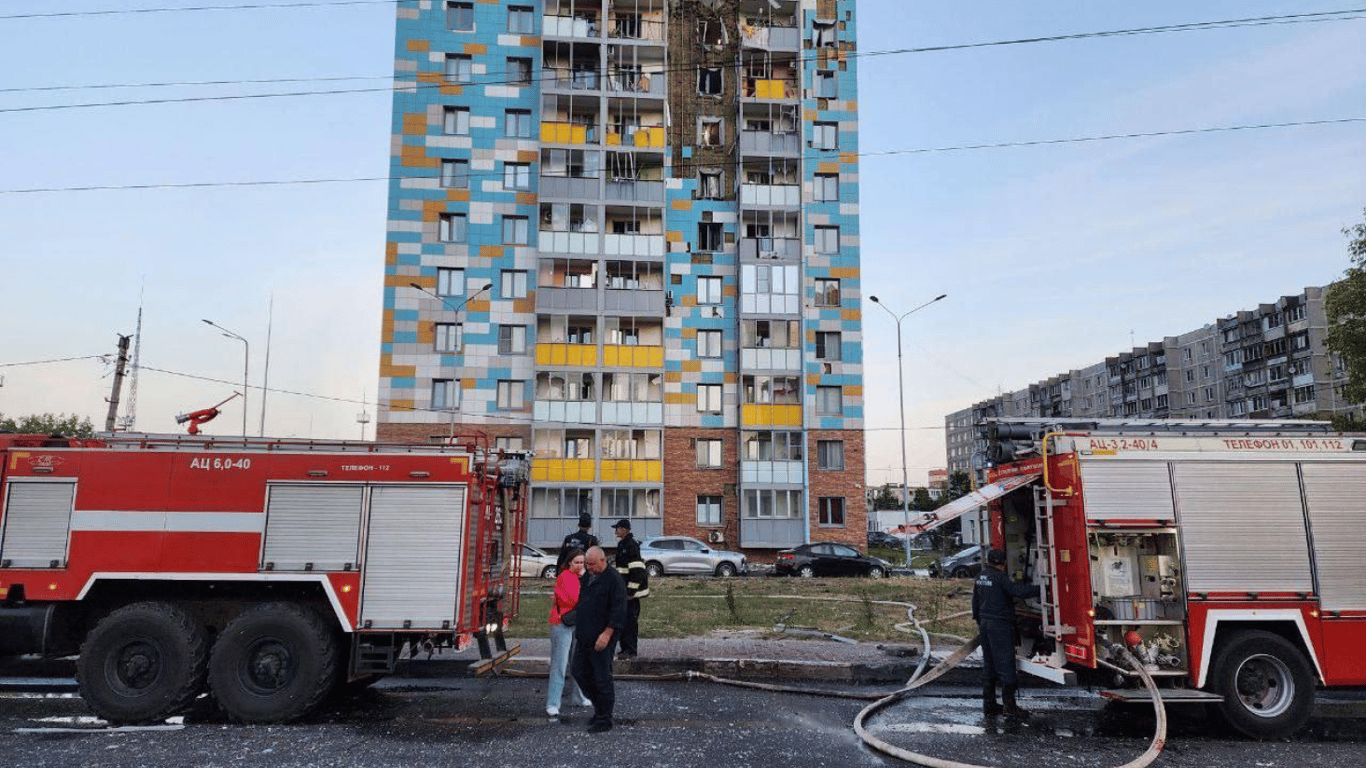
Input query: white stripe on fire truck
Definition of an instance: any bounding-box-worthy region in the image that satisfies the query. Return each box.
[70,510,265,534]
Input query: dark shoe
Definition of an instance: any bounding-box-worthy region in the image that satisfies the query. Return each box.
[982,682,1001,716]
[587,721,613,733]
[1002,686,1030,720]
[617,652,635,661]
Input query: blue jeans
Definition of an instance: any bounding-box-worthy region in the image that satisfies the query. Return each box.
[546,622,584,710]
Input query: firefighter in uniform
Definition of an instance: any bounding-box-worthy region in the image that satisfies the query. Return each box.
[972,548,1036,718]
[611,519,648,660]
[558,513,598,572]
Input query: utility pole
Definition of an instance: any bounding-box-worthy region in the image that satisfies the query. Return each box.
[104,334,131,432]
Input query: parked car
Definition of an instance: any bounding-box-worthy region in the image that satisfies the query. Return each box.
[929,544,984,579]
[516,543,559,579]
[640,536,747,577]
[774,542,892,578]
[866,531,901,549]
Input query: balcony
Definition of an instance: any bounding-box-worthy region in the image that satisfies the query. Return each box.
[741,348,801,371]
[544,66,602,93]
[740,237,801,260]
[600,460,663,482]
[606,70,665,96]
[531,458,597,483]
[603,233,665,256]
[740,460,805,484]
[535,343,599,367]
[534,400,599,424]
[740,184,800,207]
[741,404,802,427]
[742,78,797,100]
[606,126,666,148]
[603,345,664,368]
[607,17,665,42]
[540,121,598,145]
[605,179,665,204]
[740,24,800,51]
[600,401,663,425]
[543,14,599,39]
[739,130,800,155]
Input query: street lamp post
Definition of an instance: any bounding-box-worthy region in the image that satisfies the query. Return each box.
[202,319,250,437]
[409,281,494,440]
[868,293,947,562]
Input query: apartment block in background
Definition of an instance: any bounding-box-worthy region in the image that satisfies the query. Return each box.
[377,1,866,557]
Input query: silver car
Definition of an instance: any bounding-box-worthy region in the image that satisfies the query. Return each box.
[516,543,559,579]
[640,536,747,577]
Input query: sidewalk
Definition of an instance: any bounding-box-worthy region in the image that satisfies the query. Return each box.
[399,630,982,686]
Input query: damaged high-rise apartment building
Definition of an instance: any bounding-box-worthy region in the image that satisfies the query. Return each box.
[377,0,866,558]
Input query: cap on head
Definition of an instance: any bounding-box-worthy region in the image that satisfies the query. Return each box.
[578,513,592,528]
[987,548,1007,566]
[612,519,631,531]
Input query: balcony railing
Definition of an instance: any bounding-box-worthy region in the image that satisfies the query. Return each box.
[739,24,800,50]
[740,237,800,260]
[605,178,665,203]
[740,184,800,207]
[743,78,797,100]
[606,71,665,95]
[545,66,601,92]
[608,17,665,41]
[739,130,800,155]
[543,14,598,38]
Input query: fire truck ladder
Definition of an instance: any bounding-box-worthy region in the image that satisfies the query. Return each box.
[1032,485,1074,641]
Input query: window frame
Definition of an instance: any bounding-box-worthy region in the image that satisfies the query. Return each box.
[697,329,722,358]
[498,325,527,355]
[442,106,470,136]
[438,212,467,243]
[696,439,723,468]
[496,380,526,410]
[697,275,723,305]
[697,383,723,413]
[816,440,845,470]
[501,269,528,299]
[818,496,846,527]
[502,215,530,245]
[696,495,723,525]
[440,158,469,189]
[446,1,474,32]
[445,54,473,83]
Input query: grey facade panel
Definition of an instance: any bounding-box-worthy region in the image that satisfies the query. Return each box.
[740,517,804,549]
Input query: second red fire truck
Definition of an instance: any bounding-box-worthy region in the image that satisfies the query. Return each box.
[0,431,529,724]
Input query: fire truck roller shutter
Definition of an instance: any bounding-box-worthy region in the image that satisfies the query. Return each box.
[0,480,76,568]
[359,484,466,630]
[261,484,364,572]
[1301,463,1366,613]
[1077,460,1175,521]
[1172,462,1313,594]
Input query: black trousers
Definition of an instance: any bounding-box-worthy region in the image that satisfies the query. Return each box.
[571,635,618,726]
[619,599,641,655]
[978,618,1017,687]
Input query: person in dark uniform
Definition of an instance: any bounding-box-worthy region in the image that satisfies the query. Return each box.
[558,513,598,572]
[611,519,648,660]
[571,546,627,733]
[972,548,1036,718]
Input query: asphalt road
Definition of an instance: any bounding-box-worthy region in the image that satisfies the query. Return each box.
[1,677,1363,768]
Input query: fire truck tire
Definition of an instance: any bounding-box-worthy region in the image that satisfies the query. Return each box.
[76,601,208,724]
[208,603,339,723]
[1208,629,1315,739]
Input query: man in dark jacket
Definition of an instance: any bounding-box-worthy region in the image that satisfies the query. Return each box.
[571,546,627,733]
[611,518,649,659]
[972,548,1036,718]
[558,513,598,571]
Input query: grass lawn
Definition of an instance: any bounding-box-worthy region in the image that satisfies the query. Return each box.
[511,575,976,643]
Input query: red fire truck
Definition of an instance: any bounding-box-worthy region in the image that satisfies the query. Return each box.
[0,432,529,724]
[952,419,1366,738]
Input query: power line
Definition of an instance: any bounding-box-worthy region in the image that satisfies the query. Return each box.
[0,354,107,368]
[2,115,1359,195]
[2,9,1362,110]
[0,1,400,20]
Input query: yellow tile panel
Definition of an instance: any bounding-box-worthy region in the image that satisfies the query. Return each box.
[516,192,538,206]
[842,308,861,322]
[381,361,416,378]
[512,297,535,314]
[480,245,504,258]
[844,385,863,397]
[388,398,414,412]
[666,230,683,242]
[406,39,430,52]
[416,321,433,344]
[817,161,840,174]
[806,373,821,386]
[402,144,438,169]
[422,199,445,222]
[403,113,427,136]
[671,199,693,211]
[664,371,683,383]
[462,43,488,55]
[385,242,399,265]
[445,189,471,202]
[775,405,803,426]
[681,359,701,373]
[665,391,693,404]
[830,267,860,278]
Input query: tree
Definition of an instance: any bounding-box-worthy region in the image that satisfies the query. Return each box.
[0,413,96,437]
[910,487,936,511]
[946,470,973,501]
[1326,207,1366,405]
[870,486,902,511]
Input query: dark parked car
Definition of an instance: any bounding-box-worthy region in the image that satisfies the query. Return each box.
[866,531,901,549]
[774,542,892,578]
[929,544,984,578]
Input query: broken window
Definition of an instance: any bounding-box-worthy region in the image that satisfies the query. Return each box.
[697,67,722,95]
[699,118,723,147]
[813,21,836,47]
[698,222,724,251]
[698,170,723,200]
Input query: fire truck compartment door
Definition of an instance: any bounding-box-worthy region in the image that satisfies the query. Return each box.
[1301,463,1366,612]
[1173,462,1313,594]
[262,484,364,571]
[1,480,76,568]
[360,484,467,630]
[887,473,1039,535]
[1078,460,1175,521]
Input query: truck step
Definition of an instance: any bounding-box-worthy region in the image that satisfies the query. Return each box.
[1100,688,1222,704]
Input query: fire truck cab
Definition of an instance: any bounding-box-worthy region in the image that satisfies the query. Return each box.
[975,419,1366,739]
[0,432,529,724]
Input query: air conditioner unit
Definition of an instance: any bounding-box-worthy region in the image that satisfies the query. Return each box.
[759,251,778,260]
[708,531,725,544]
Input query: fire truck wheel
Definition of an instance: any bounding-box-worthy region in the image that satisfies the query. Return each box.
[1208,629,1315,739]
[208,603,339,723]
[77,601,208,724]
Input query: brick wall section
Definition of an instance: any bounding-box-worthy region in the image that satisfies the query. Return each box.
[807,428,866,551]
[662,427,739,545]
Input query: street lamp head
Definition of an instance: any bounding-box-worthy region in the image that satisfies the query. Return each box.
[480,282,493,291]
[869,296,880,303]
[409,282,423,290]
[933,294,947,301]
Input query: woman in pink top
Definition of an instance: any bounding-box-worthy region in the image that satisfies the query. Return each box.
[546,548,591,717]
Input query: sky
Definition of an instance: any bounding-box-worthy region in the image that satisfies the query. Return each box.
[1,1,1362,486]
